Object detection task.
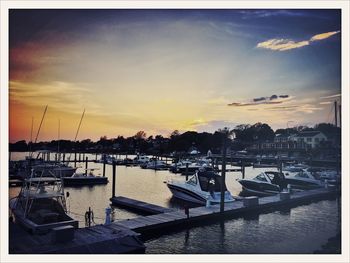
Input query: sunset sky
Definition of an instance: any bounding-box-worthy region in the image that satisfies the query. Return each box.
[9,9,341,142]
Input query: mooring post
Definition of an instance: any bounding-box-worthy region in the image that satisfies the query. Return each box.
[278,159,283,174]
[95,152,98,161]
[241,161,245,179]
[63,153,65,164]
[85,157,88,176]
[220,137,227,213]
[112,161,116,198]
[103,156,106,177]
[186,163,189,180]
[74,152,77,167]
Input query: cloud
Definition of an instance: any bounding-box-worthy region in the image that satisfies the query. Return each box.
[253,97,266,102]
[319,101,332,105]
[228,94,291,107]
[320,93,341,99]
[257,39,310,51]
[239,10,312,19]
[267,103,323,113]
[256,30,340,51]
[310,31,340,41]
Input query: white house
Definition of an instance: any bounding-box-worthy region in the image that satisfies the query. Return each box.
[291,131,327,149]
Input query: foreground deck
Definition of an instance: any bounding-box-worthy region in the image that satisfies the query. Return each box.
[9,221,145,254]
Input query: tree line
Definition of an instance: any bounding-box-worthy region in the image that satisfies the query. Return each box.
[9,122,340,154]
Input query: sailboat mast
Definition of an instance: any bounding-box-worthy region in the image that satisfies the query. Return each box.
[30,105,48,158]
[29,117,34,154]
[74,109,85,142]
[57,119,60,162]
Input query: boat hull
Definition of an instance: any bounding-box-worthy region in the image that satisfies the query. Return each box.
[167,183,207,204]
[63,176,108,186]
[284,178,322,190]
[238,180,281,196]
[167,183,234,205]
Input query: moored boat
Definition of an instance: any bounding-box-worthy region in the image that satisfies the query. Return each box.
[63,169,108,186]
[167,170,235,205]
[238,171,287,196]
[9,169,78,234]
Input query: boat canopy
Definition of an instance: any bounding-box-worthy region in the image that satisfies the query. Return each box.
[197,171,226,192]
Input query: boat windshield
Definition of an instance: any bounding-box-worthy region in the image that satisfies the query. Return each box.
[186,175,197,186]
[197,171,226,192]
[295,171,311,178]
[255,173,268,182]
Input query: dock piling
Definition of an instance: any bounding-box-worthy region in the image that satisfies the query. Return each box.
[112,161,116,198]
[103,156,106,177]
[220,137,227,213]
[85,157,88,176]
[241,161,245,179]
[185,163,189,180]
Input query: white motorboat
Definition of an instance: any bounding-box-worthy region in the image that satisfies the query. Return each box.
[238,171,287,196]
[141,159,168,170]
[133,155,150,165]
[63,168,108,186]
[167,170,235,205]
[284,170,323,190]
[9,169,78,234]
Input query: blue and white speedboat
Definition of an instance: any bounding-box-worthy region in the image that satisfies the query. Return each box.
[167,170,235,205]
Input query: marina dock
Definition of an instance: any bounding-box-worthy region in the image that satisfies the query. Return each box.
[111,196,175,214]
[113,187,338,235]
[9,221,145,254]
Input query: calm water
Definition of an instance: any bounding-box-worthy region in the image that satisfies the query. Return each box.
[9,152,341,254]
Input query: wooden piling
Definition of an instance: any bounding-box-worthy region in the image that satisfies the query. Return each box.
[74,152,77,167]
[103,157,106,177]
[85,157,88,176]
[241,161,245,179]
[112,161,116,198]
[220,138,227,213]
[185,163,189,180]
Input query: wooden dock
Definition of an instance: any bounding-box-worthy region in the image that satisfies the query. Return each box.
[112,188,338,235]
[110,196,175,215]
[9,221,145,254]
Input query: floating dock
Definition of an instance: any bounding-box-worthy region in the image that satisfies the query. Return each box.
[112,188,338,235]
[9,221,145,254]
[110,196,175,215]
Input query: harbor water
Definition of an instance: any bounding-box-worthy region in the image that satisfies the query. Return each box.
[9,152,341,254]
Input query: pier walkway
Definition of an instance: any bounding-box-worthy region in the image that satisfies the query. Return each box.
[113,188,338,234]
[110,196,175,214]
